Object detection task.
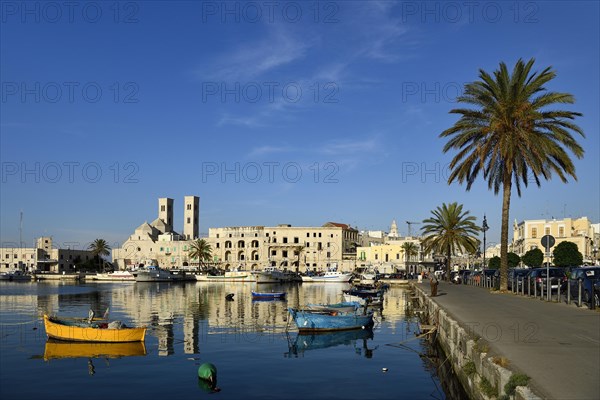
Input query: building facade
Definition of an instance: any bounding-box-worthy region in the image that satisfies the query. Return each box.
[112,196,200,270]
[208,223,359,272]
[356,236,437,274]
[512,217,596,264]
[0,236,95,273]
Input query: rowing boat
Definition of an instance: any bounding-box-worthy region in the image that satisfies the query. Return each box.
[43,315,146,342]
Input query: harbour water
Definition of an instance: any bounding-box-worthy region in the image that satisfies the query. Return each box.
[0,281,464,399]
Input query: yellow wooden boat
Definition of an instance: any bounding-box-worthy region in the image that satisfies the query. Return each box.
[43,314,146,342]
[44,339,146,360]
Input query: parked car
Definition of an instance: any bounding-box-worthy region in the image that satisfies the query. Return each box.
[507,268,530,291]
[564,267,600,303]
[459,270,472,284]
[525,268,567,294]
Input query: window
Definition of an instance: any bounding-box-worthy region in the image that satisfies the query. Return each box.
[161,205,165,212]
[294,237,299,243]
[283,237,288,244]
[318,233,322,237]
[271,250,277,256]
[545,227,550,235]
[375,254,378,260]
[187,204,192,210]
[559,227,565,237]
[531,228,537,238]
[327,252,331,258]
[160,247,164,252]
[306,233,310,237]
[187,218,191,223]
[283,251,288,257]
[273,238,277,243]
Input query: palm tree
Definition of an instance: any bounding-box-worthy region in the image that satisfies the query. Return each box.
[440,58,584,290]
[401,242,419,271]
[88,239,111,272]
[421,202,480,281]
[189,239,212,270]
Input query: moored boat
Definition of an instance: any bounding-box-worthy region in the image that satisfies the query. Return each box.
[301,266,353,283]
[132,265,175,282]
[43,314,146,342]
[0,270,32,281]
[196,267,256,282]
[251,291,286,300]
[287,307,374,332]
[252,266,286,283]
[92,270,135,281]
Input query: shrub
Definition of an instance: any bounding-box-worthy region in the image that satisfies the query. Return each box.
[504,373,530,396]
[479,377,498,398]
[463,360,476,376]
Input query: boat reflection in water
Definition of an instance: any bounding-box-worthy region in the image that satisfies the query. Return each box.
[44,339,147,360]
[286,328,376,358]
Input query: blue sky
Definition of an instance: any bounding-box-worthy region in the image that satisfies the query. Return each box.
[1,1,599,252]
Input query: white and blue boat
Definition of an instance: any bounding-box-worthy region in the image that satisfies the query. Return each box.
[288,307,374,333]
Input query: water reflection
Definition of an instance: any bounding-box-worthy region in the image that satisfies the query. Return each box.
[43,339,147,360]
[2,281,411,359]
[286,329,377,358]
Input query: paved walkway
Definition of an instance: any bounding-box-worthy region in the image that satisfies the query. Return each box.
[415,281,600,400]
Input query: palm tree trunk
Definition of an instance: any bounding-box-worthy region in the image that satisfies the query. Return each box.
[446,244,451,282]
[500,177,512,291]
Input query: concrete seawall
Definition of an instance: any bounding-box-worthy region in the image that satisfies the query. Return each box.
[413,284,542,400]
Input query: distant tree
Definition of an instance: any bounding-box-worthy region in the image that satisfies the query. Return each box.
[401,242,419,264]
[507,252,521,268]
[521,248,544,267]
[189,239,212,269]
[488,256,501,269]
[553,241,583,267]
[88,239,111,272]
[421,202,480,281]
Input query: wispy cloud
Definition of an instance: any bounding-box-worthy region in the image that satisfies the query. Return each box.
[197,27,312,81]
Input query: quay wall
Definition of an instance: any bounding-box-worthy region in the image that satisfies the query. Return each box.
[412,284,542,400]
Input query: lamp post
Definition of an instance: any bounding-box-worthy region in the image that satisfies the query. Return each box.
[482,215,489,269]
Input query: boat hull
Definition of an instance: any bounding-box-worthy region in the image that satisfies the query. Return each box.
[251,291,286,300]
[252,272,281,284]
[93,272,135,281]
[43,315,146,342]
[301,273,353,283]
[288,308,374,333]
[196,272,256,282]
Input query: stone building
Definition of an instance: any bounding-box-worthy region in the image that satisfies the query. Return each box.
[208,222,359,272]
[512,217,596,264]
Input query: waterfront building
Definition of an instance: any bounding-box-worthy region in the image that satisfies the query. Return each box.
[356,236,436,274]
[512,217,597,264]
[208,222,359,272]
[112,196,200,270]
[0,236,95,273]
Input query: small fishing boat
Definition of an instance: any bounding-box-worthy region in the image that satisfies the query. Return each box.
[288,307,374,333]
[43,339,147,360]
[43,314,146,342]
[301,266,353,283]
[251,291,286,300]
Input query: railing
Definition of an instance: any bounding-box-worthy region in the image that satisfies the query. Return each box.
[463,273,598,310]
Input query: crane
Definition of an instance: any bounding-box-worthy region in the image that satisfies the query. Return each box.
[406,221,421,237]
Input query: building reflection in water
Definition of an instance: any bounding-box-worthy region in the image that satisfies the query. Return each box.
[1,281,411,358]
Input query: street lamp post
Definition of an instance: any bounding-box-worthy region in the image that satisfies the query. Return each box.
[482,215,489,269]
